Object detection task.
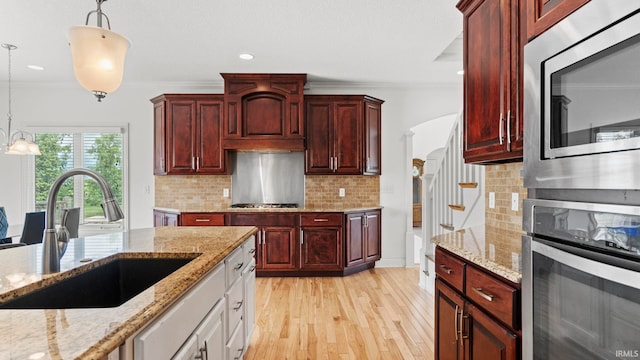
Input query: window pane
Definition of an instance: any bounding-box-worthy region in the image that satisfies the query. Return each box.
[83,133,123,223]
[34,133,73,224]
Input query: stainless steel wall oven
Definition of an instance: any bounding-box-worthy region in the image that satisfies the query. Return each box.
[523,199,640,360]
[523,2,640,359]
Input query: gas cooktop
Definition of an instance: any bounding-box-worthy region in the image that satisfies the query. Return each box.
[230,203,299,209]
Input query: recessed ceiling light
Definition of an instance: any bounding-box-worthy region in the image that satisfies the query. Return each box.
[457,70,464,75]
[239,53,254,60]
[27,65,44,71]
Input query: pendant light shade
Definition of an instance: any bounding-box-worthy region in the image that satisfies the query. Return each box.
[68,1,130,102]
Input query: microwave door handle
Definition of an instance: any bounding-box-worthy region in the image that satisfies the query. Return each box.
[499,113,504,145]
[531,240,640,289]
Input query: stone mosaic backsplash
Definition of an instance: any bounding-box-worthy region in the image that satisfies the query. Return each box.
[485,162,527,234]
[155,174,380,210]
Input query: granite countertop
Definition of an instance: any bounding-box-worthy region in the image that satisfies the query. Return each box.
[0,226,257,360]
[431,224,523,283]
[155,206,383,213]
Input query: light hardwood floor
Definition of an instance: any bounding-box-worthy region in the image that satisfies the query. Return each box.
[244,267,435,360]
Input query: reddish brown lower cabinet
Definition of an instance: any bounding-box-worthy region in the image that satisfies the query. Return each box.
[345,209,381,273]
[435,247,520,360]
[180,212,225,226]
[153,209,179,227]
[228,213,298,273]
[300,213,343,272]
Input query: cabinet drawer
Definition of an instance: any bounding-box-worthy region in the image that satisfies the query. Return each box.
[226,319,245,360]
[300,213,342,226]
[435,247,465,292]
[466,265,518,329]
[226,277,244,342]
[243,235,257,265]
[225,248,244,287]
[181,213,225,226]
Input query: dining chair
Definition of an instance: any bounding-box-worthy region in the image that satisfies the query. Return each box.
[0,243,26,250]
[20,211,46,245]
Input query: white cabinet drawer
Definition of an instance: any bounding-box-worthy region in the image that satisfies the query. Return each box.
[226,274,244,341]
[243,235,257,267]
[226,319,245,360]
[225,248,244,287]
[134,263,225,359]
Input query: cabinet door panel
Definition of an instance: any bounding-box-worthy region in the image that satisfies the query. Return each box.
[167,100,196,173]
[466,304,518,360]
[243,94,285,136]
[153,102,166,175]
[365,211,381,262]
[197,99,225,173]
[301,227,342,271]
[262,227,297,270]
[305,100,333,173]
[345,213,365,267]
[364,101,381,175]
[527,0,590,40]
[334,101,363,174]
[435,279,465,360]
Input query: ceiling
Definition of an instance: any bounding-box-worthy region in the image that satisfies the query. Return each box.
[0,0,463,87]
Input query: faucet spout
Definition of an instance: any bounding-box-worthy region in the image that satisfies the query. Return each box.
[42,168,124,274]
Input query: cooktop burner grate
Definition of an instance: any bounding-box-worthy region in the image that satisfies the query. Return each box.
[230,203,299,209]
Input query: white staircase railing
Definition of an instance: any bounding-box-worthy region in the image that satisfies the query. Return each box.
[420,113,484,293]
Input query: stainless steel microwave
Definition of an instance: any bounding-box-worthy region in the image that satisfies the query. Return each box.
[524,1,640,190]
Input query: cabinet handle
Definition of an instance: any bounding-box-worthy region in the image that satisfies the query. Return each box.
[300,229,304,245]
[461,313,469,340]
[234,262,244,271]
[249,248,256,254]
[329,157,334,171]
[196,156,200,171]
[334,156,339,172]
[314,218,329,222]
[233,346,244,360]
[192,156,195,170]
[195,218,211,222]
[233,300,244,311]
[499,113,504,145]
[506,110,512,145]
[439,264,453,275]
[454,305,459,341]
[471,287,495,302]
[250,265,256,272]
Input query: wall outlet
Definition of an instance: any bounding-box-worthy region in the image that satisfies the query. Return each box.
[488,243,495,261]
[339,188,346,197]
[511,192,519,211]
[223,188,229,198]
[489,192,495,209]
[512,252,521,271]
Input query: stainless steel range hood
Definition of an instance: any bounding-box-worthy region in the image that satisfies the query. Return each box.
[231,152,305,206]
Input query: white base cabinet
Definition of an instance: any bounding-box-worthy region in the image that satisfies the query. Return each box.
[125,235,256,360]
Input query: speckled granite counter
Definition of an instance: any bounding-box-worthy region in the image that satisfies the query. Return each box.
[0,226,257,360]
[154,206,382,213]
[431,225,523,283]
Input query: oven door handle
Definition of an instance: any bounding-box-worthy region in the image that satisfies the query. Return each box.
[531,239,640,289]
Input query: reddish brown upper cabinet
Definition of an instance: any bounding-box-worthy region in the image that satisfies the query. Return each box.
[151,94,227,175]
[305,95,383,175]
[221,73,307,150]
[526,0,591,41]
[457,0,523,164]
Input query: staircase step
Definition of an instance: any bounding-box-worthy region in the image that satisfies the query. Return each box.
[448,204,466,211]
[439,223,455,231]
[458,182,478,188]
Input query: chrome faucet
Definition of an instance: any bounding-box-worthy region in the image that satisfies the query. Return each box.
[42,168,124,273]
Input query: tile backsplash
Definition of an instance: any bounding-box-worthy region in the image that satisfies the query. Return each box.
[485,162,527,233]
[155,175,380,211]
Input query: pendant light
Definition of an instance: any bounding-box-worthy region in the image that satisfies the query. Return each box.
[68,0,130,102]
[0,44,41,156]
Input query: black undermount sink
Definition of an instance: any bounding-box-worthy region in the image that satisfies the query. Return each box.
[0,257,195,309]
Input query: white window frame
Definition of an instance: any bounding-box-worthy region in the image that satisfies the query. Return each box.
[21,124,130,234]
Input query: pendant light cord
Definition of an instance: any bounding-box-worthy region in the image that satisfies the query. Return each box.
[4,44,14,139]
